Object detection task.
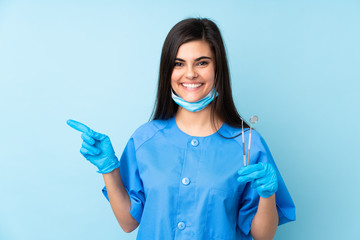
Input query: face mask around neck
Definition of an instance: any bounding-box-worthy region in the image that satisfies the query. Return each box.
[171,86,218,112]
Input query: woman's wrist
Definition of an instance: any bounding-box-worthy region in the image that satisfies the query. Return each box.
[251,194,278,239]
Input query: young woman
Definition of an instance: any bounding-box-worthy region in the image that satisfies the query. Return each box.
[67,18,295,240]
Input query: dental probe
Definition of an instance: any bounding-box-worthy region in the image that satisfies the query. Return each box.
[241,119,246,166]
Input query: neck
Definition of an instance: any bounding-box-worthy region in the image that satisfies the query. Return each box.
[175,104,223,137]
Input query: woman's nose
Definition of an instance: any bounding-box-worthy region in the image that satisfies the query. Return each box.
[185,66,198,79]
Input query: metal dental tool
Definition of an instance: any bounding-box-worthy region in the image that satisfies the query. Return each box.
[247,115,258,166]
[241,119,246,167]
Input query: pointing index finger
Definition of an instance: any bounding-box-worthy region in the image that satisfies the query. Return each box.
[67,119,91,133]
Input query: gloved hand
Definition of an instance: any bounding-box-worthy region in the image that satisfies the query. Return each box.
[67,119,120,174]
[237,162,278,198]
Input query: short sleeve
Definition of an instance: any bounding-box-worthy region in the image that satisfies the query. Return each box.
[237,131,296,236]
[102,138,145,224]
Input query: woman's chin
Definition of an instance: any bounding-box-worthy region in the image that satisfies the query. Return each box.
[182,97,202,103]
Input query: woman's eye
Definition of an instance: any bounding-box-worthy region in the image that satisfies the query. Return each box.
[174,62,183,67]
[197,61,208,66]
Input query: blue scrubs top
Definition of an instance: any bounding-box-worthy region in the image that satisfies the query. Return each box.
[102,117,295,239]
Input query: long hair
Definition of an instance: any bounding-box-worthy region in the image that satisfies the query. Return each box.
[150,18,250,137]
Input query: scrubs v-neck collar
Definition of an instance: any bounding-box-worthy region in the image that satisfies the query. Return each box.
[169,116,226,140]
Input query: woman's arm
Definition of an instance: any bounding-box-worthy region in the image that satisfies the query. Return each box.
[250,194,279,240]
[103,168,139,233]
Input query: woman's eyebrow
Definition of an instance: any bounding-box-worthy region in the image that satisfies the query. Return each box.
[175,56,212,62]
[195,56,212,61]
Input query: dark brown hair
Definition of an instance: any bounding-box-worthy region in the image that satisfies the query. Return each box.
[150,18,250,137]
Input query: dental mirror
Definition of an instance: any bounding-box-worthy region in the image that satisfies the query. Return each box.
[250,115,258,124]
[247,115,259,166]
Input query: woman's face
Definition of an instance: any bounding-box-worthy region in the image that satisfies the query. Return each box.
[171,40,215,103]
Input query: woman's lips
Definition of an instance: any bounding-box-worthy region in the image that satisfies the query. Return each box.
[181,83,204,90]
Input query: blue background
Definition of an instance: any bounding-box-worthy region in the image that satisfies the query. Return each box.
[1,0,359,239]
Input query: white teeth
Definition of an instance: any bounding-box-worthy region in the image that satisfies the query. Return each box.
[182,83,202,89]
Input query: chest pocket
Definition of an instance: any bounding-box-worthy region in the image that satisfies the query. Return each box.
[205,188,241,240]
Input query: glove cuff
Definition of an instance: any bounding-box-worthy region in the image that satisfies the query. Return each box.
[97,156,120,174]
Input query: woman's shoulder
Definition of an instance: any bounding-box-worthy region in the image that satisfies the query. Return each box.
[133,118,170,135]
[130,118,172,150]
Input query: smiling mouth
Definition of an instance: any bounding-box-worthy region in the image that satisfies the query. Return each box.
[181,83,203,89]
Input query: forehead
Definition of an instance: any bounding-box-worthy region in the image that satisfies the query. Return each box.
[176,40,213,59]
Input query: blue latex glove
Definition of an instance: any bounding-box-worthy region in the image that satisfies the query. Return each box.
[237,162,278,198]
[67,119,120,174]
